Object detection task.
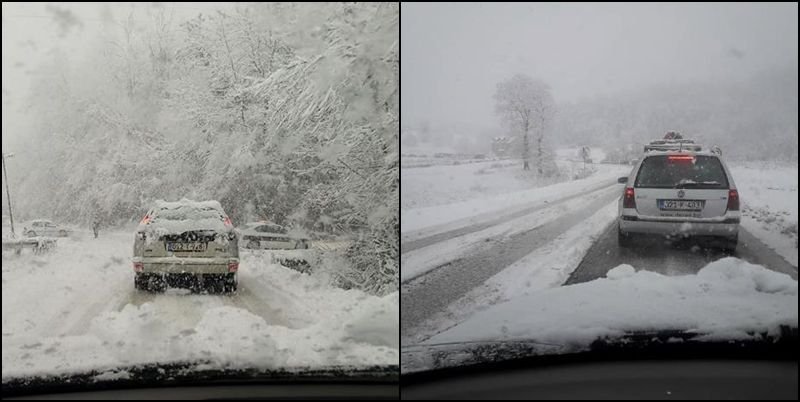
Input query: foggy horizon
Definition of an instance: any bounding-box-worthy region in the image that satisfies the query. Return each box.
[401,2,798,130]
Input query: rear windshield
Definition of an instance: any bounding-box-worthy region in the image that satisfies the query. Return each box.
[265,224,287,234]
[152,206,223,221]
[635,155,729,189]
[254,224,287,234]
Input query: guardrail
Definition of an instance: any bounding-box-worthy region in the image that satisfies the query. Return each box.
[2,237,57,254]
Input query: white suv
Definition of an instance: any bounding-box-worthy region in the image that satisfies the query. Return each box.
[132,199,239,293]
[617,137,740,252]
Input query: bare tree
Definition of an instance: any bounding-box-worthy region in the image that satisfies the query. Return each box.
[494,74,556,173]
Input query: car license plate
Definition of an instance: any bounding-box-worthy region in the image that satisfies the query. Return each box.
[166,242,206,252]
[658,199,704,211]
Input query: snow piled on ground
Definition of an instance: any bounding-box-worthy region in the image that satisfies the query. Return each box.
[2,229,398,381]
[428,257,797,346]
[729,161,798,267]
[401,162,628,237]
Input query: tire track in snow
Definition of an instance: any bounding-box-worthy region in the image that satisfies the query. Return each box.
[401,186,621,342]
[45,273,132,337]
[567,225,798,285]
[223,282,294,328]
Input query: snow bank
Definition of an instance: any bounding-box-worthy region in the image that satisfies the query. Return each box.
[402,164,628,237]
[428,258,797,347]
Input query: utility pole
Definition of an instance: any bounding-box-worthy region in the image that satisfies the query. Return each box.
[2,152,15,237]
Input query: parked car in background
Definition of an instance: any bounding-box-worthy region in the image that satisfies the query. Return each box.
[618,135,740,252]
[133,199,239,293]
[237,221,310,250]
[22,219,71,237]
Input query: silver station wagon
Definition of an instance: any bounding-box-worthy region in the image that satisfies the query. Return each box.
[617,135,740,252]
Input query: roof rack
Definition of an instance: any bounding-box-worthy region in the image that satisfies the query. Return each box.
[643,132,704,153]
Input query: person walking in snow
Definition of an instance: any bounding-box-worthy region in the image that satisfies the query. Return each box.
[92,215,100,238]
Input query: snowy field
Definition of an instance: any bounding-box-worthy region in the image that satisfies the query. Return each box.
[730,161,798,266]
[2,229,398,380]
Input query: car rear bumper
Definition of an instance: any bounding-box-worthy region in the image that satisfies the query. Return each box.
[619,218,739,238]
[134,257,238,274]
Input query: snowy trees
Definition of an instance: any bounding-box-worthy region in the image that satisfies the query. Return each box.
[15,3,398,295]
[494,74,556,173]
[554,69,798,161]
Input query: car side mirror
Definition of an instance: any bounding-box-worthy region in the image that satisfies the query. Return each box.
[617,176,628,183]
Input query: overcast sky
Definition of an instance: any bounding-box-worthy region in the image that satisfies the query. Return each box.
[401,2,798,129]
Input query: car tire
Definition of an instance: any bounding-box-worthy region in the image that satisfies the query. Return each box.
[721,236,738,255]
[222,273,237,293]
[618,224,633,248]
[134,273,149,291]
[136,273,166,292]
[26,230,37,237]
[247,240,260,249]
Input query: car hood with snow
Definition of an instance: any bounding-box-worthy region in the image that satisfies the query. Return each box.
[402,258,798,372]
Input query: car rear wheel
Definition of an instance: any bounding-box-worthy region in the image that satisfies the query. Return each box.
[205,273,237,293]
[618,224,633,248]
[721,236,738,255]
[221,273,237,293]
[135,273,166,292]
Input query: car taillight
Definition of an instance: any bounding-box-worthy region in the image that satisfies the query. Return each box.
[228,262,239,272]
[133,262,144,272]
[224,217,232,227]
[140,215,150,225]
[623,188,636,209]
[727,189,739,211]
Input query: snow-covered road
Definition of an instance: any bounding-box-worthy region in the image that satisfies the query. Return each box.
[2,229,398,380]
[400,160,798,346]
[567,222,798,285]
[402,185,621,341]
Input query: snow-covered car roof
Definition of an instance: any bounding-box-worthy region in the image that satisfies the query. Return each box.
[139,199,231,234]
[237,222,311,239]
[152,199,224,212]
